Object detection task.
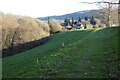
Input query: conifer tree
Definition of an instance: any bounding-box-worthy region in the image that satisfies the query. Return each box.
[64,16,69,26]
[72,16,74,27]
[48,17,50,24]
[84,16,88,29]
[90,16,96,28]
[78,17,81,22]
[85,16,88,21]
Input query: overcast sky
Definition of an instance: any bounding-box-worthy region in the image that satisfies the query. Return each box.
[0,0,103,18]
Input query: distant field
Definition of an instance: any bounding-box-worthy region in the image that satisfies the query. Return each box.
[2,27,119,78]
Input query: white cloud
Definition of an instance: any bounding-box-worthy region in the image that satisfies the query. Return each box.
[0,0,102,18]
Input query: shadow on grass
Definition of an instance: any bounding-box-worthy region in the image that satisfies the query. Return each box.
[2,36,51,58]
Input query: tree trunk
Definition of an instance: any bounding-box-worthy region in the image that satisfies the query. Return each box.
[118,0,120,27]
[107,3,111,27]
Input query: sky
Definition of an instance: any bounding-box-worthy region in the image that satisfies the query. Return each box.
[0,0,103,18]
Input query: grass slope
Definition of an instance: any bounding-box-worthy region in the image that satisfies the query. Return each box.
[3,27,119,78]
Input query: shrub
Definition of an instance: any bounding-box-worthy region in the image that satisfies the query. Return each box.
[49,19,63,34]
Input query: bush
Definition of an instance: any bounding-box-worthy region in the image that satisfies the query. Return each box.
[49,19,63,34]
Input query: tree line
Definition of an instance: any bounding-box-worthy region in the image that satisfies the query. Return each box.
[48,16,98,29]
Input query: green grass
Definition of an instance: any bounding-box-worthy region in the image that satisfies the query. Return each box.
[2,27,119,78]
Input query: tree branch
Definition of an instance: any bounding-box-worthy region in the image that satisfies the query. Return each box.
[80,2,120,5]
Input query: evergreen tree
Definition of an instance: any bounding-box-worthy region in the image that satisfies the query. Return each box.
[64,16,69,26]
[48,17,50,24]
[72,16,74,27]
[90,16,96,28]
[78,17,81,22]
[68,19,71,26]
[90,16,94,23]
[84,17,88,29]
[85,17,88,21]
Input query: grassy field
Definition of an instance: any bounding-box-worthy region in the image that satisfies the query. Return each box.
[2,27,119,78]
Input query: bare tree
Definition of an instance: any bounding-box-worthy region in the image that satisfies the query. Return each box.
[80,0,120,27]
[98,0,119,27]
[10,27,19,48]
[119,0,120,26]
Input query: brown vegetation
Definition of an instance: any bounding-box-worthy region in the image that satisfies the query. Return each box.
[49,19,63,34]
[1,12,50,49]
[99,8,119,27]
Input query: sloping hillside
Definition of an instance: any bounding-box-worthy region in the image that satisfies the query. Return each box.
[3,27,119,78]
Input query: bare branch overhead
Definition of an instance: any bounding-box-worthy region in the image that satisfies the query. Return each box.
[80,1,120,5]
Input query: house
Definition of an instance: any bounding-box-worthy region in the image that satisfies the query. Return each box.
[75,22,83,29]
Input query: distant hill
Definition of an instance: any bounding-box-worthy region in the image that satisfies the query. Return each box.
[38,10,100,20]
